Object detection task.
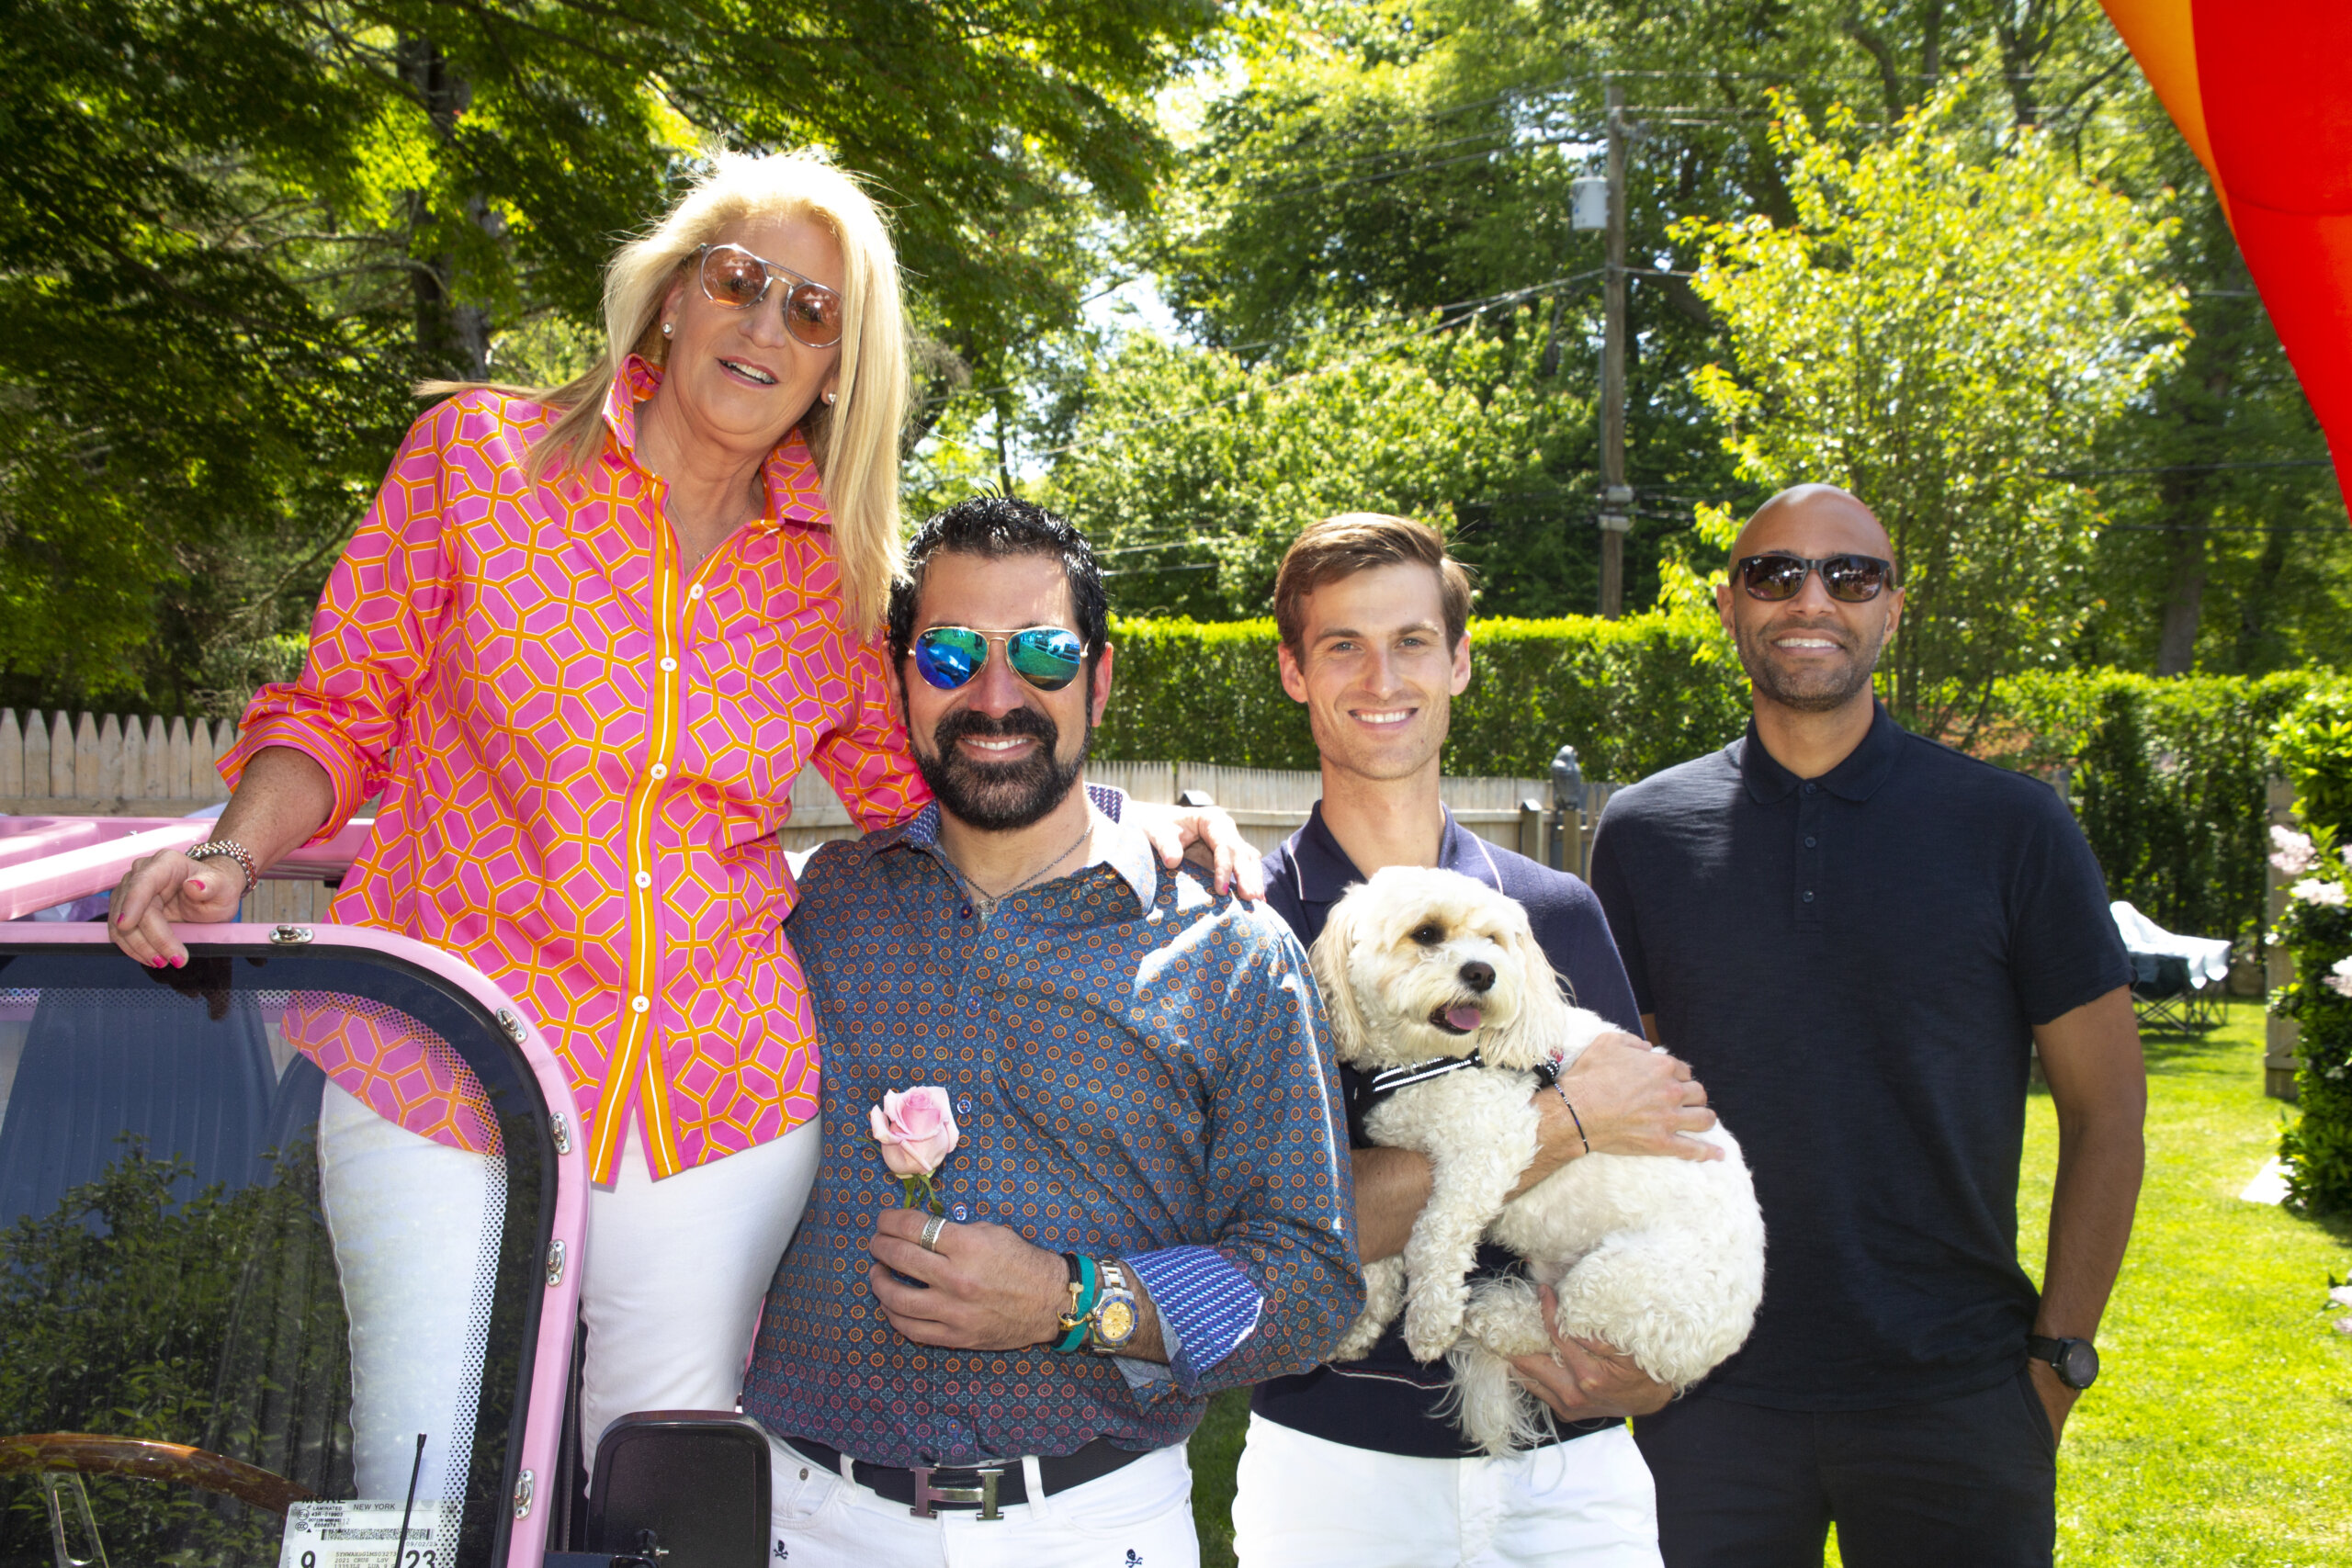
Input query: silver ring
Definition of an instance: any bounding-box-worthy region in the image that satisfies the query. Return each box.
[918,1213,947,1252]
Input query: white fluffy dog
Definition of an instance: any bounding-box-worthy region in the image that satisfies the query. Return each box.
[1314,864,1766,1454]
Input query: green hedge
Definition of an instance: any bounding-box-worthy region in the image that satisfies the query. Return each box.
[2272,691,2352,1212]
[1101,613,1749,782]
[1101,615,2342,948]
[1992,671,2335,946]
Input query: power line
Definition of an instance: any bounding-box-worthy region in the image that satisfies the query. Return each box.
[1102,562,1218,580]
[2099,521,2348,534]
[1029,270,1604,461]
[2047,458,2334,479]
[1255,129,1599,201]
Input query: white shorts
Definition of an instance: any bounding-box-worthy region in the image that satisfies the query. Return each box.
[767,1434,1199,1568]
[1230,1412,1662,1568]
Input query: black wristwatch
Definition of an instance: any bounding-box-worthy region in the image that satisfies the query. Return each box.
[2026,1335,2099,1391]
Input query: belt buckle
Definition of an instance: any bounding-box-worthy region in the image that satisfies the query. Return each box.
[907,1465,1005,1521]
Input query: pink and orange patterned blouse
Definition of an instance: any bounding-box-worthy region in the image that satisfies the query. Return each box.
[225,357,929,1182]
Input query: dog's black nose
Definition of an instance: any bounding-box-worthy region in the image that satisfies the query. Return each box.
[1458,961,1495,993]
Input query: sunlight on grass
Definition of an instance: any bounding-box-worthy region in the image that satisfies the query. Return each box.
[1190,999,2352,1567]
[2018,998,2351,1566]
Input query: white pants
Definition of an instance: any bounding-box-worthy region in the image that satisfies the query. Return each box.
[580,1118,821,1468]
[318,1086,819,1494]
[768,1435,1199,1568]
[318,1083,505,1506]
[1230,1412,1662,1568]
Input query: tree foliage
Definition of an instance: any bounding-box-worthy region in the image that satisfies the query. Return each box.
[0,1142,340,1564]
[1107,0,2172,623]
[1679,88,2187,742]
[0,0,1220,709]
[1044,310,1584,616]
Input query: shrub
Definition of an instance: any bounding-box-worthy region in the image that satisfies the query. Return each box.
[1099,612,1750,782]
[1104,617,2329,939]
[1993,671,2332,945]
[2271,690,2352,1212]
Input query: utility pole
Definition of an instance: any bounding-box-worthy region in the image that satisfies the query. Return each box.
[1597,78,1633,618]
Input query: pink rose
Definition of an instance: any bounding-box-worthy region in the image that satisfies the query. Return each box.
[870,1087,959,1178]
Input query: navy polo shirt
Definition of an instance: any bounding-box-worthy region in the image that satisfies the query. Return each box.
[1250,802,1645,1458]
[1588,707,2130,1412]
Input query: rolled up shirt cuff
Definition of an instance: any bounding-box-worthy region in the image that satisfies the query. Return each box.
[1126,1246,1262,1393]
[220,715,372,843]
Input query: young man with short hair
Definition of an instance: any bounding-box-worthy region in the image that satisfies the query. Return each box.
[743,497,1360,1568]
[1230,512,1720,1567]
[1591,484,2144,1567]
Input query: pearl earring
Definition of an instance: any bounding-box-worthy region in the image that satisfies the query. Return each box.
[662,321,673,337]
[822,390,838,406]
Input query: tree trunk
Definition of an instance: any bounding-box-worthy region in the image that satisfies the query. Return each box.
[2235,510,2291,670]
[2154,522,2207,675]
[1996,0,2056,127]
[398,37,492,381]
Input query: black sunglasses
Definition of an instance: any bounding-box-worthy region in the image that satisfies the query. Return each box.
[1734,553,1895,604]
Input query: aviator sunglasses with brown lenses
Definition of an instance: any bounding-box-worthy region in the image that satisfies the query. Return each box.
[1734,552,1895,604]
[695,243,845,348]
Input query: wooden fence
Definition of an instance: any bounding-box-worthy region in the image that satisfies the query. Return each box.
[778,760,1623,874]
[2,706,1624,917]
[0,709,234,816]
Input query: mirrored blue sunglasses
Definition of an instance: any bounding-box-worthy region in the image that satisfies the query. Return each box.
[912,626,1086,692]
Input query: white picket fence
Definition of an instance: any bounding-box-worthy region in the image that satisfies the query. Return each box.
[0,706,1623,913]
[780,759,1621,872]
[0,709,234,816]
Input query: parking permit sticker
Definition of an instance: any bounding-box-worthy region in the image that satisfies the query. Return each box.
[278,1500,459,1568]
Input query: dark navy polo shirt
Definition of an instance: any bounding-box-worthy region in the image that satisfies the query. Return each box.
[1250,802,1645,1458]
[1588,707,2130,1412]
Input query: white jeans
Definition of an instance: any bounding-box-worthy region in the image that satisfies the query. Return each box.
[580,1118,821,1467]
[1230,1412,1662,1568]
[318,1088,819,1494]
[318,1083,504,1506]
[767,1435,1198,1568]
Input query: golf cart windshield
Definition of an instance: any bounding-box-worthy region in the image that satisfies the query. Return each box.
[0,934,561,1568]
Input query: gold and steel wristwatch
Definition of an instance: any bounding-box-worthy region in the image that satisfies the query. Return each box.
[1088,1260,1140,1353]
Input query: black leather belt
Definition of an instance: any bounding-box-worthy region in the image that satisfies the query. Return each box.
[781,1435,1144,1520]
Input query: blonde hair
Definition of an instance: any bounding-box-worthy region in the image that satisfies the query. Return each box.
[424,150,909,635]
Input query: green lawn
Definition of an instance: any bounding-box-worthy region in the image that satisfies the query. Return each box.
[1187,999,2352,1566]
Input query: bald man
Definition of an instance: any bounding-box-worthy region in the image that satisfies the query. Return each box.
[1584,487,2145,1568]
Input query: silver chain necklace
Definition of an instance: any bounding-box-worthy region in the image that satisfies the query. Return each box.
[935,817,1094,923]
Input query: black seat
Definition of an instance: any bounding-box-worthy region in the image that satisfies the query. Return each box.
[0,956,277,1229]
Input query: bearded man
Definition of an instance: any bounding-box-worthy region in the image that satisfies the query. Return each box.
[1585,485,2146,1568]
[741,495,1358,1568]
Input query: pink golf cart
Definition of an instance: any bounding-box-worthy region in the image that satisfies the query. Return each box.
[0,818,770,1568]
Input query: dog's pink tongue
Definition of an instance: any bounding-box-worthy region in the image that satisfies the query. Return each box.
[1445,1005,1484,1032]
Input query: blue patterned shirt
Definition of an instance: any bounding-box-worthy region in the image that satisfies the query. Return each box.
[743,803,1361,1467]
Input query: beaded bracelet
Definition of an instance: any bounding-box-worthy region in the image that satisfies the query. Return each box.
[1555,1084,1592,1155]
[185,840,257,897]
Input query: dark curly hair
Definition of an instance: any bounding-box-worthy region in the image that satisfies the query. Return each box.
[887,495,1109,681]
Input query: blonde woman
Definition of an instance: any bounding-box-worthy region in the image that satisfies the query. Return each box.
[106,151,1249,1496]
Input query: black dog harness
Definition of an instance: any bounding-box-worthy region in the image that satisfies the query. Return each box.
[1344,1050,1561,1145]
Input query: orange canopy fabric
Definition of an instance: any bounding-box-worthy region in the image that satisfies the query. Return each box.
[2102,0,2352,501]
